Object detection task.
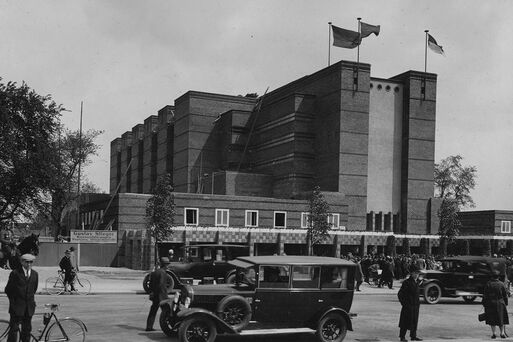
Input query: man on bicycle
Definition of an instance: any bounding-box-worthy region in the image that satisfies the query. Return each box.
[59,250,76,292]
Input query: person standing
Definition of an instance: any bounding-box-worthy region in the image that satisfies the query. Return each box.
[482,270,509,339]
[5,253,38,342]
[68,246,79,271]
[397,264,422,341]
[146,257,173,332]
[59,250,75,292]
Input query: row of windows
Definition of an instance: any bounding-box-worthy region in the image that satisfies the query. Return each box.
[184,208,343,229]
[501,221,512,233]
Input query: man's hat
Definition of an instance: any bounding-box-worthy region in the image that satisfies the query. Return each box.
[69,246,75,252]
[160,257,170,264]
[65,249,71,254]
[21,254,36,261]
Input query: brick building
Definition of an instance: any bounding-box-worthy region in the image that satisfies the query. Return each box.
[83,60,444,268]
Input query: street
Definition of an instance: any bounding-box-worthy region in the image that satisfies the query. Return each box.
[0,291,499,342]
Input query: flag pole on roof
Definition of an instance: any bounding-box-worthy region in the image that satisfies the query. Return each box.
[355,17,362,91]
[328,22,332,66]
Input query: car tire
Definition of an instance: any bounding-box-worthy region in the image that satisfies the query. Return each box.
[178,316,217,342]
[216,295,252,331]
[225,273,236,284]
[316,312,347,342]
[143,273,151,294]
[462,295,477,303]
[423,282,442,304]
[159,309,176,337]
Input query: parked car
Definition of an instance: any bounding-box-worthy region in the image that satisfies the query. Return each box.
[419,256,508,304]
[142,244,250,293]
[159,255,357,342]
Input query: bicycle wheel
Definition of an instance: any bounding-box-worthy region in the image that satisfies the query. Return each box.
[74,277,91,295]
[45,277,65,295]
[45,318,86,342]
[0,319,10,341]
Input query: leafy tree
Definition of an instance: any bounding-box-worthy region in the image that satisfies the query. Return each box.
[33,129,102,237]
[402,238,411,256]
[306,186,331,256]
[146,174,175,263]
[0,79,62,222]
[435,155,477,245]
[439,237,448,257]
[385,235,396,257]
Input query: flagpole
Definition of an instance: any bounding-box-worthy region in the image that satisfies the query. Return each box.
[423,30,429,99]
[328,22,332,66]
[357,18,361,65]
[354,17,361,90]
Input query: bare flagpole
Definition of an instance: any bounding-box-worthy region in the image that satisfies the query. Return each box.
[328,22,332,66]
[423,30,429,99]
[355,17,361,90]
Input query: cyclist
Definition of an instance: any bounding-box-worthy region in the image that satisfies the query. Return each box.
[59,250,76,292]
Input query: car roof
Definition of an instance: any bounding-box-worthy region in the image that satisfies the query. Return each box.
[230,255,355,268]
[441,256,507,263]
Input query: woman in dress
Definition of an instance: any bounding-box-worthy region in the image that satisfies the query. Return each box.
[483,270,509,339]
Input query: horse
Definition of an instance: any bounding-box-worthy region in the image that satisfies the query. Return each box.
[0,233,40,270]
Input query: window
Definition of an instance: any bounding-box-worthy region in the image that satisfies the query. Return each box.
[184,208,198,226]
[321,266,349,289]
[328,213,340,229]
[245,210,259,227]
[274,211,287,228]
[259,265,290,288]
[501,221,511,233]
[301,212,310,228]
[215,209,229,227]
[292,266,320,289]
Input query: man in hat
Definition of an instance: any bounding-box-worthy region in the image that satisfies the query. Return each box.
[5,253,38,342]
[59,249,75,292]
[145,257,173,332]
[397,264,423,341]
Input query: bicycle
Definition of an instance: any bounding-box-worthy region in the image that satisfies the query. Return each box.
[45,270,91,295]
[0,303,87,341]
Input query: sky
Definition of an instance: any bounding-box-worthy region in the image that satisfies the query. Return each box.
[1,0,512,211]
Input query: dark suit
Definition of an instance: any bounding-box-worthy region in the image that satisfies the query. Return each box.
[146,266,172,330]
[59,256,75,290]
[5,267,38,342]
[397,275,420,339]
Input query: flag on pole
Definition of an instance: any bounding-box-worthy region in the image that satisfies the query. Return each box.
[332,25,361,49]
[427,34,445,55]
[360,21,380,38]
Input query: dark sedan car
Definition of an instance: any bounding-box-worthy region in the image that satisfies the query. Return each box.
[419,256,508,304]
[159,255,357,342]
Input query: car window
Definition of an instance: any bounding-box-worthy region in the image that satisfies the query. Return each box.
[321,266,348,289]
[292,266,320,289]
[202,247,213,261]
[472,261,490,274]
[215,248,226,261]
[259,265,290,288]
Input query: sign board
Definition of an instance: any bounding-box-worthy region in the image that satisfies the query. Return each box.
[38,236,55,243]
[70,230,117,244]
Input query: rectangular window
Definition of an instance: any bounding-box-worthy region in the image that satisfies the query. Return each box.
[245,210,259,227]
[301,212,310,228]
[215,209,229,227]
[184,208,198,226]
[292,266,320,289]
[328,213,340,229]
[321,266,349,289]
[274,211,287,228]
[259,265,290,288]
[501,221,512,233]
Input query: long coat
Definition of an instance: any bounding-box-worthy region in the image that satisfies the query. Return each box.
[483,279,509,326]
[5,268,38,317]
[398,276,420,330]
[149,267,172,303]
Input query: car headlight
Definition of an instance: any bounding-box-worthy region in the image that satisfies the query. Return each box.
[184,297,191,308]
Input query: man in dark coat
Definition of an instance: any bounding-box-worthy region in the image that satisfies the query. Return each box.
[483,270,509,338]
[397,264,422,341]
[146,257,173,331]
[59,250,75,292]
[5,253,39,342]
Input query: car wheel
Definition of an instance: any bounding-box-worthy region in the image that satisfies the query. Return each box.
[216,295,252,331]
[159,309,176,337]
[316,312,347,342]
[178,316,217,342]
[225,273,236,284]
[423,282,442,304]
[143,273,151,294]
[463,295,477,303]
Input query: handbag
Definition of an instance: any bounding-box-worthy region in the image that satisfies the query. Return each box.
[478,312,487,322]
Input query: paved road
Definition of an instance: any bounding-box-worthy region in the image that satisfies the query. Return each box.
[0,290,503,342]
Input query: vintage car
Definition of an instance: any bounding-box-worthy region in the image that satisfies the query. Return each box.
[143,244,249,293]
[159,255,357,342]
[419,256,508,304]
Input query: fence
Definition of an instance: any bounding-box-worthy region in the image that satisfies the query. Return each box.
[36,242,119,267]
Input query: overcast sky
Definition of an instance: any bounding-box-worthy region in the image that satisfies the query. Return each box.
[2,0,512,211]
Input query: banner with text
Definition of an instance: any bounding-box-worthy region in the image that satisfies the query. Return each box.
[70,230,117,244]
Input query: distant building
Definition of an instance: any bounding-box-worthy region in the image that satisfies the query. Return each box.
[82,60,443,269]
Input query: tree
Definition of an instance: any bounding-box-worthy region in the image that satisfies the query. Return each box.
[435,155,477,245]
[0,79,62,222]
[306,186,331,256]
[385,235,396,257]
[146,174,175,263]
[33,129,102,237]
[402,238,411,256]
